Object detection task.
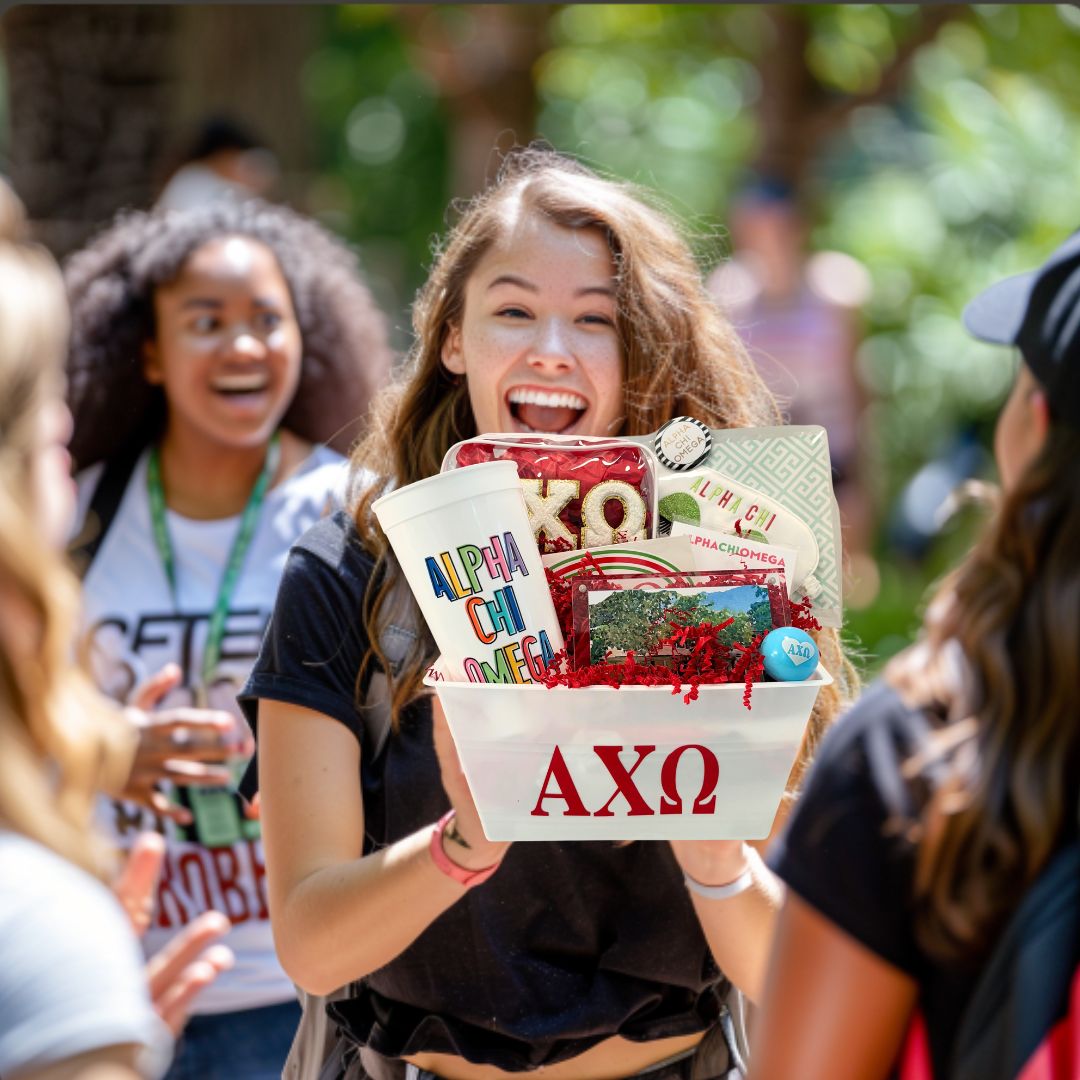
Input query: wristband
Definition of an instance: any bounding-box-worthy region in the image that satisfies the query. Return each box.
[683,865,754,901]
[429,810,501,888]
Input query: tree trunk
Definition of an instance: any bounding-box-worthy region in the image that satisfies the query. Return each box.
[168,5,317,206]
[751,9,823,194]
[1,4,320,257]
[2,4,176,256]
[398,4,550,198]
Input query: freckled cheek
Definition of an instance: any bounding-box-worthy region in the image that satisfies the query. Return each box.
[580,343,624,390]
[466,327,521,377]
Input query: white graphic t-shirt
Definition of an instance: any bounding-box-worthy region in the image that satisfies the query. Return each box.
[76,444,346,1014]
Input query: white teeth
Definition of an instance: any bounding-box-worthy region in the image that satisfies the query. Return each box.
[212,374,270,392]
[506,388,588,410]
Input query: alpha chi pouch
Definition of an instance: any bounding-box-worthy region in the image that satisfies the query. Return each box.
[631,420,844,627]
[443,434,659,553]
[658,469,821,595]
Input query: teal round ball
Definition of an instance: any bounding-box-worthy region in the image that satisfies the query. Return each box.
[761,627,818,682]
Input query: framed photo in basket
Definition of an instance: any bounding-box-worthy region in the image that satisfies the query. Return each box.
[570,569,790,670]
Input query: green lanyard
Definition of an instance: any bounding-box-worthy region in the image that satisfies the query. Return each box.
[146,434,280,704]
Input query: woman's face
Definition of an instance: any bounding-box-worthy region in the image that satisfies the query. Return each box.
[994,362,1050,492]
[29,393,76,551]
[144,236,303,453]
[442,214,625,437]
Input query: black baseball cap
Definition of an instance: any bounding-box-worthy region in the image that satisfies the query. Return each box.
[963,229,1080,427]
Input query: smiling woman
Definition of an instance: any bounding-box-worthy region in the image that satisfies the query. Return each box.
[440,215,624,437]
[61,200,393,1080]
[239,146,858,1080]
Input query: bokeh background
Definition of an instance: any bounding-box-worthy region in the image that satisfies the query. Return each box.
[3,3,1080,673]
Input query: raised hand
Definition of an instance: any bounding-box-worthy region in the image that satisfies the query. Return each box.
[113,832,235,1035]
[120,663,247,823]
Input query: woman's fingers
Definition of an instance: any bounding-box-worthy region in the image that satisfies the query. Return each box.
[129,663,183,711]
[113,832,166,935]
[150,944,235,1036]
[144,786,193,825]
[146,911,232,1001]
[135,707,239,762]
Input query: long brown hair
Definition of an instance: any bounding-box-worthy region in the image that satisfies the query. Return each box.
[888,423,1080,958]
[350,147,852,777]
[0,183,134,878]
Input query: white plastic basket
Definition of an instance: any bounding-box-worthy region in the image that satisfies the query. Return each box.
[424,663,831,841]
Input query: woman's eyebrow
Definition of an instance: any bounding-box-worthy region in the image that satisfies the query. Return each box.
[180,297,223,310]
[486,275,614,299]
[487,273,537,292]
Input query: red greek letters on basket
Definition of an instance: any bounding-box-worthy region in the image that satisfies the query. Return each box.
[529,743,720,818]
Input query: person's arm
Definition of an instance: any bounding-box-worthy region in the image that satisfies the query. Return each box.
[748,894,918,1080]
[12,1045,143,1080]
[258,695,508,996]
[668,799,790,1003]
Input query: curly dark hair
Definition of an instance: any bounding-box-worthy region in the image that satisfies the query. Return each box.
[63,198,394,468]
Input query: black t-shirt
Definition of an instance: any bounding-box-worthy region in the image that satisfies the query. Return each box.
[239,510,728,1072]
[768,681,985,1078]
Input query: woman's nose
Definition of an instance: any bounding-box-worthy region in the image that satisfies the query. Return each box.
[223,328,266,360]
[526,319,575,373]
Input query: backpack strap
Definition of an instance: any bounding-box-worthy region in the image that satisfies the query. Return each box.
[364,608,418,762]
[293,517,420,764]
[69,442,145,580]
[951,840,1080,1079]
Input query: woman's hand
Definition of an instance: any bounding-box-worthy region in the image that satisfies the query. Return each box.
[431,694,510,870]
[120,663,247,823]
[669,836,783,1003]
[668,839,752,887]
[113,833,235,1035]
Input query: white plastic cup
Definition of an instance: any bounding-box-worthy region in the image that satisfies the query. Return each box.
[373,461,564,684]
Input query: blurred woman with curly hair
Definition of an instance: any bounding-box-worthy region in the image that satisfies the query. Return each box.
[64,199,394,1080]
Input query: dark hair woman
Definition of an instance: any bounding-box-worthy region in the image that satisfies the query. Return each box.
[64,198,393,1080]
[751,232,1080,1080]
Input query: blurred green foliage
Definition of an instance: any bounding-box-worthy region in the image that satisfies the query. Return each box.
[301,6,451,345]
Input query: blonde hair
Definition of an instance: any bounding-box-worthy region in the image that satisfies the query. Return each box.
[350,148,853,779]
[0,182,134,878]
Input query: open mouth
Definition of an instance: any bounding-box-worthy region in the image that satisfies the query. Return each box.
[210,372,272,396]
[507,387,588,434]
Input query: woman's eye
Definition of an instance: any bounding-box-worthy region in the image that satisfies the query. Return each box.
[254,311,283,333]
[190,315,221,334]
[579,313,614,327]
[496,306,531,319]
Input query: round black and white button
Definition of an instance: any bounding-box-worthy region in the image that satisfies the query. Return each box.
[653,416,712,471]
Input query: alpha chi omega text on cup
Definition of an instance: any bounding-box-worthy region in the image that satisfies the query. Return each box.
[373,461,564,683]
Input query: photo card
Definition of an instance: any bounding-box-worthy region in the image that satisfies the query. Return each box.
[570,569,790,670]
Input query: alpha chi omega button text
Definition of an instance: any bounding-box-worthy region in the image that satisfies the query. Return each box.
[654,416,712,471]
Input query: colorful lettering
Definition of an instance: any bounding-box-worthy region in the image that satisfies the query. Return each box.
[465,596,496,644]
[458,544,485,594]
[426,557,456,601]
